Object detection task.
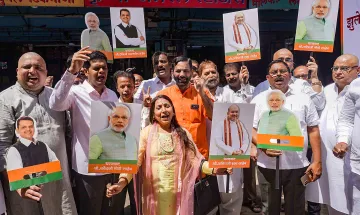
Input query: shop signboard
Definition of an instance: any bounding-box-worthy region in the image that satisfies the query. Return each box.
[249,0,299,10]
[1,0,84,7]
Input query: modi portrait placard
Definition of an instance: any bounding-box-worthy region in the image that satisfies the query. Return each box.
[110,7,147,59]
[6,116,62,191]
[294,0,340,53]
[256,90,304,151]
[223,8,261,63]
[209,103,255,168]
[88,101,141,174]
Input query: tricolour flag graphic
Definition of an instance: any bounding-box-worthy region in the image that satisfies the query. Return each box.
[257,134,304,152]
[7,161,62,191]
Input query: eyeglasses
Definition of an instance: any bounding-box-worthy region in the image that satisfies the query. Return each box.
[277,57,293,63]
[331,66,358,73]
[269,69,289,77]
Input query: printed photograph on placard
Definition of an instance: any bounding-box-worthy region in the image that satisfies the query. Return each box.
[81,12,114,63]
[257,90,304,151]
[88,101,141,174]
[223,8,261,63]
[6,116,62,191]
[209,103,255,168]
[110,7,147,59]
[294,0,340,53]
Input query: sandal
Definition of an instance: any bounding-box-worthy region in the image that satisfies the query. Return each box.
[249,202,262,213]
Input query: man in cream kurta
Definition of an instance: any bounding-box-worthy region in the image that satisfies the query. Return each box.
[308,54,360,215]
[226,11,258,53]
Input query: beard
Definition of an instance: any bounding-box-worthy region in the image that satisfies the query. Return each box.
[174,76,191,88]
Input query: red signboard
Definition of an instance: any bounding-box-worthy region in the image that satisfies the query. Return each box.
[85,0,246,8]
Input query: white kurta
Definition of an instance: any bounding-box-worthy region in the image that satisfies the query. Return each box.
[306,83,350,214]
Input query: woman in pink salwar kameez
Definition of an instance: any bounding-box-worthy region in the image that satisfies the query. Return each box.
[106,95,229,215]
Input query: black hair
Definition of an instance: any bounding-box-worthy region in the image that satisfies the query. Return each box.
[172,56,192,69]
[149,95,196,154]
[267,59,291,74]
[223,62,240,73]
[113,70,135,85]
[17,116,34,128]
[152,51,168,65]
[120,9,130,16]
[66,54,73,68]
[83,51,107,69]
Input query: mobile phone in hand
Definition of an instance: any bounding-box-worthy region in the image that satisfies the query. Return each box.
[300,171,313,186]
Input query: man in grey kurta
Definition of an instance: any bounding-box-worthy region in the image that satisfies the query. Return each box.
[0,52,77,215]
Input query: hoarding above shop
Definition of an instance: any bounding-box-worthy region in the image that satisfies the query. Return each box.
[249,0,299,10]
[1,0,84,7]
[85,0,246,9]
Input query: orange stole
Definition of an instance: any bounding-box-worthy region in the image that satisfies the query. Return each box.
[224,119,243,148]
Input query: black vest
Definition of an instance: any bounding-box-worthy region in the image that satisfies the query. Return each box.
[13,140,49,167]
[115,24,139,48]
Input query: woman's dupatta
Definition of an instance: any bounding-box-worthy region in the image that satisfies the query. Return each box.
[133,124,204,215]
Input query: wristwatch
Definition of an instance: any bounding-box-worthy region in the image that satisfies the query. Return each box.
[311,81,322,86]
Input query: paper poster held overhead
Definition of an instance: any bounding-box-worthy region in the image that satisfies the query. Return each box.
[81,12,114,63]
[88,102,141,174]
[223,8,261,63]
[6,116,63,191]
[294,0,340,53]
[110,7,147,59]
[209,103,255,169]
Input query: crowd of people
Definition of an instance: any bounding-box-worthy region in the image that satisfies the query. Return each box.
[0,45,359,215]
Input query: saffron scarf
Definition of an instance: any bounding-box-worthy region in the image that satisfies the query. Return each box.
[232,23,252,45]
[224,118,244,148]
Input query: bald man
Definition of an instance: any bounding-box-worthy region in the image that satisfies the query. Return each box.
[253,48,325,111]
[226,11,258,53]
[306,54,359,215]
[213,104,250,214]
[0,53,77,214]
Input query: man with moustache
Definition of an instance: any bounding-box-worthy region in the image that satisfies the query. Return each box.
[89,104,137,160]
[296,0,335,41]
[81,12,112,54]
[251,60,322,215]
[50,49,120,215]
[253,48,324,111]
[158,56,213,158]
[224,63,254,102]
[0,52,77,215]
[112,70,139,215]
[134,51,175,105]
[306,55,359,215]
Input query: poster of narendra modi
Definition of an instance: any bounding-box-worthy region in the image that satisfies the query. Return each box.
[88,101,141,174]
[223,8,261,63]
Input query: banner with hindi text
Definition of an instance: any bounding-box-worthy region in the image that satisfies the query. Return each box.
[342,0,360,59]
[1,0,84,7]
[85,0,246,8]
[250,0,299,10]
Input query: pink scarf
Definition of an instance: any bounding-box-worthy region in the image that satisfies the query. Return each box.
[134,124,203,215]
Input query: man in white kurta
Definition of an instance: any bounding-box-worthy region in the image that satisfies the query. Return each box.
[306,54,360,215]
[226,11,257,53]
[335,56,360,215]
